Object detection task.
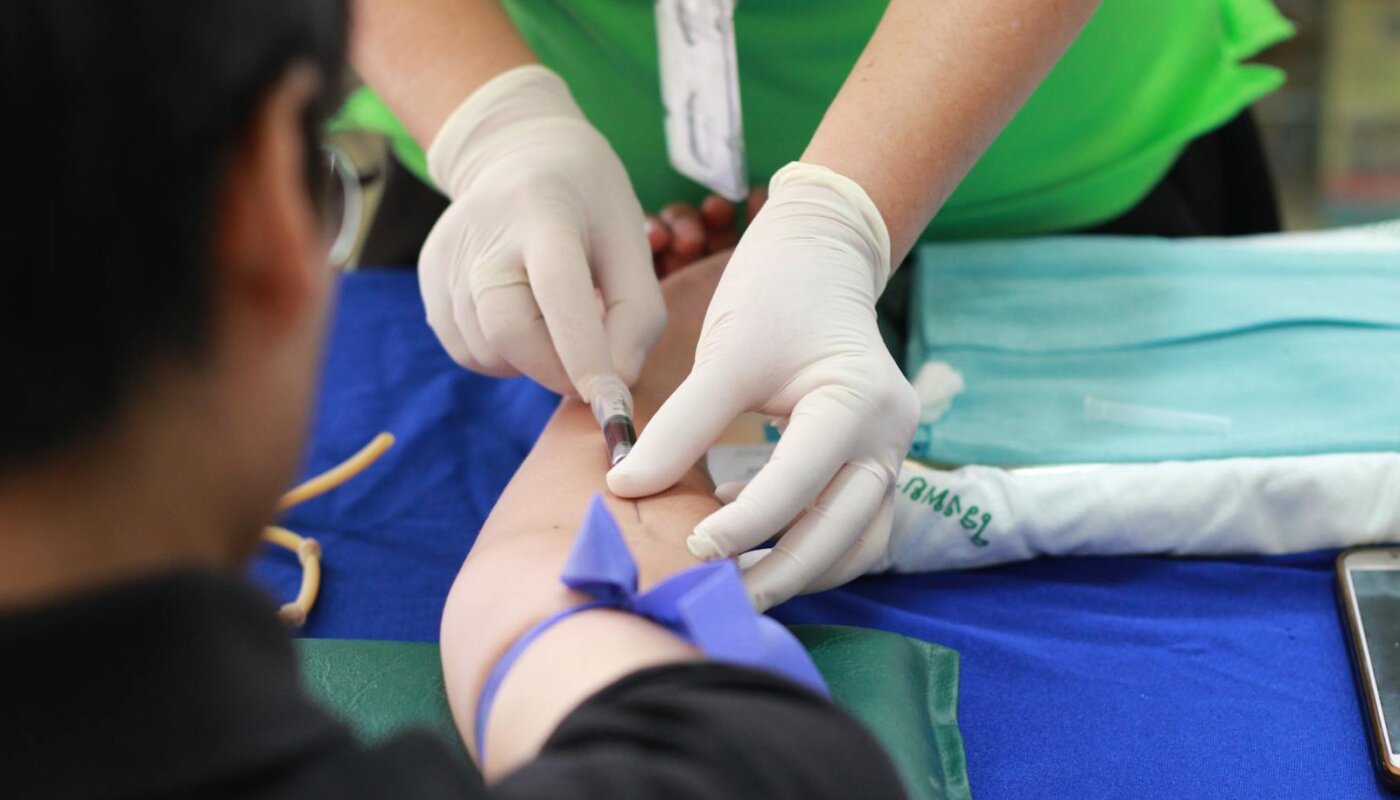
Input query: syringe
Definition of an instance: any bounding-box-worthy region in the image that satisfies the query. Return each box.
[589,378,637,467]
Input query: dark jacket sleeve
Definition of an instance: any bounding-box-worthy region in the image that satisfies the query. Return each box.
[491,662,908,800]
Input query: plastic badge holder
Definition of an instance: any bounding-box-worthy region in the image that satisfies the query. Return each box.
[655,0,748,200]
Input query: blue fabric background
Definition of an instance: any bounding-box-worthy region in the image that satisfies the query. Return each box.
[254,271,1388,798]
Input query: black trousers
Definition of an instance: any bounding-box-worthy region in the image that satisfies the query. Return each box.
[1084,110,1281,237]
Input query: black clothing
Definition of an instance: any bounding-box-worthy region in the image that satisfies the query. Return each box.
[358,155,451,269]
[1084,110,1281,237]
[0,572,905,800]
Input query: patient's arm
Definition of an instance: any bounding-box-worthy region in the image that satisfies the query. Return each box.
[440,252,732,779]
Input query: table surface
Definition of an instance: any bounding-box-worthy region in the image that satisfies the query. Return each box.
[254,271,1389,799]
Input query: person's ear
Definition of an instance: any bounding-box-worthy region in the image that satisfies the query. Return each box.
[214,63,325,333]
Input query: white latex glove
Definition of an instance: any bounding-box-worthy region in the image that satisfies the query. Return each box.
[607,162,920,610]
[420,65,665,400]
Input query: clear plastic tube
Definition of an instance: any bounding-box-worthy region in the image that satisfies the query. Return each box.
[590,379,636,466]
[1083,396,1232,436]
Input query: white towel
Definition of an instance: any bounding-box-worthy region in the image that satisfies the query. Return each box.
[879,453,1400,573]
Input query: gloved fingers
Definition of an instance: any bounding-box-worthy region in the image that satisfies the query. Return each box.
[687,388,859,558]
[799,486,895,594]
[419,221,477,367]
[713,481,746,504]
[592,218,667,386]
[448,280,522,378]
[600,299,663,386]
[714,482,800,542]
[419,207,517,377]
[734,494,888,599]
[736,548,769,571]
[473,276,573,395]
[741,462,888,611]
[522,218,615,399]
[607,366,748,498]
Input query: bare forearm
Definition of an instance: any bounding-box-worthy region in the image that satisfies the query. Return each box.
[350,0,536,146]
[803,0,1100,260]
[440,256,730,779]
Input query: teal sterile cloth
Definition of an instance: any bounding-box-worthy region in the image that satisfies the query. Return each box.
[908,234,1400,466]
[297,627,970,800]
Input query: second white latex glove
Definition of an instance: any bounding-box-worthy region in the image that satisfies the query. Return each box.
[420,65,665,399]
[608,162,920,610]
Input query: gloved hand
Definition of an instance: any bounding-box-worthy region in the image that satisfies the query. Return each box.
[420,65,665,400]
[608,162,920,610]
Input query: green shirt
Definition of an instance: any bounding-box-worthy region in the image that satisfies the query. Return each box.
[335,0,1293,241]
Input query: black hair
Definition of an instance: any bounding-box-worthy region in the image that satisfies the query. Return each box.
[0,1,348,473]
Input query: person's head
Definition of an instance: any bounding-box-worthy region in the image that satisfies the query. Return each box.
[0,1,349,589]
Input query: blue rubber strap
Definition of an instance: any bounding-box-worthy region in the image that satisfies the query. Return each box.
[472,598,611,754]
[474,495,828,762]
